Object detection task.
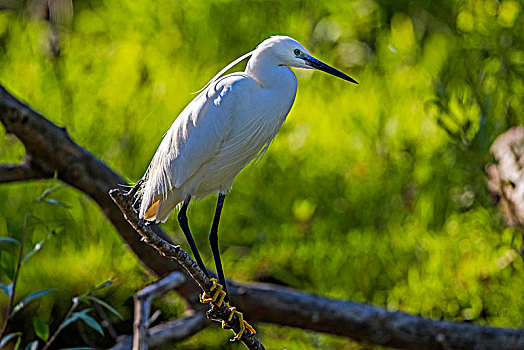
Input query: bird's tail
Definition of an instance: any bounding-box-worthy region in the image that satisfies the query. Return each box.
[139,193,178,223]
[138,180,181,223]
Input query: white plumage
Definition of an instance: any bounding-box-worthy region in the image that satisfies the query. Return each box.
[136,35,356,313]
[138,35,357,223]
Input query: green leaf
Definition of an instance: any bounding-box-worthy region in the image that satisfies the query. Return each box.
[85,296,123,320]
[25,340,38,350]
[0,283,13,297]
[61,348,94,350]
[36,185,63,202]
[22,240,45,264]
[77,314,104,336]
[0,237,20,245]
[62,309,91,329]
[0,332,22,347]
[62,309,104,336]
[92,279,113,291]
[44,198,69,208]
[33,317,49,342]
[13,334,21,350]
[12,289,57,316]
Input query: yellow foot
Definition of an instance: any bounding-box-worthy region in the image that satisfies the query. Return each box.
[199,278,226,307]
[222,302,256,341]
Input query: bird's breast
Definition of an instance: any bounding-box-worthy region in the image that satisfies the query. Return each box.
[185,72,297,197]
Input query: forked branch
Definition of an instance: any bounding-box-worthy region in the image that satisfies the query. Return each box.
[0,161,48,183]
[111,313,210,350]
[132,272,186,350]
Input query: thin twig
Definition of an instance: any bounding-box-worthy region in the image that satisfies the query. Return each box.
[0,211,31,339]
[133,272,185,350]
[42,298,80,350]
[94,302,118,340]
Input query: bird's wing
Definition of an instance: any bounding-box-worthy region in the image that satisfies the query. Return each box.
[139,73,257,219]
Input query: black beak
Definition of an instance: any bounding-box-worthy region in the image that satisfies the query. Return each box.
[301,55,358,84]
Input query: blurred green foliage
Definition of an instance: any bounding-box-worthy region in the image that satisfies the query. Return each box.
[0,0,523,348]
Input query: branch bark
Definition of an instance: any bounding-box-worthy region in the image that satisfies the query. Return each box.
[133,272,186,350]
[112,313,210,350]
[1,84,523,349]
[0,161,47,183]
[487,126,524,228]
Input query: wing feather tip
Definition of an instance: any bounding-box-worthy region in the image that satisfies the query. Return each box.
[143,200,160,220]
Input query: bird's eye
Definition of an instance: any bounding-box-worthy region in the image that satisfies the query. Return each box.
[294,49,301,56]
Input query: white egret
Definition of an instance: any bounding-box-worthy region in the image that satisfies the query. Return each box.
[138,35,357,311]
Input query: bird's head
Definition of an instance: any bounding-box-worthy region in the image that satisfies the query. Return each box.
[256,36,358,84]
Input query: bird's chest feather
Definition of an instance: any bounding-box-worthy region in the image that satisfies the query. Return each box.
[187,75,297,193]
[229,85,296,146]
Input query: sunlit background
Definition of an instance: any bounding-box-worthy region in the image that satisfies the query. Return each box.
[0,0,523,348]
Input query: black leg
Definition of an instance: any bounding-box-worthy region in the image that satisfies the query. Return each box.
[209,193,229,301]
[178,196,209,278]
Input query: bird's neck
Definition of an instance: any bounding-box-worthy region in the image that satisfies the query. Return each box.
[245,54,297,90]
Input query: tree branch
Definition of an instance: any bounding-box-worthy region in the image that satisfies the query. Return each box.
[109,189,263,349]
[0,161,49,183]
[111,313,210,350]
[133,272,186,350]
[487,126,524,228]
[111,187,524,350]
[1,84,523,349]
